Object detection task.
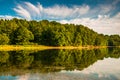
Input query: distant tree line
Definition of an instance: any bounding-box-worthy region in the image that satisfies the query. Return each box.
[0,18,120,46]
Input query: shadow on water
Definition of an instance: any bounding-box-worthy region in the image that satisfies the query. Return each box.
[0,48,120,75]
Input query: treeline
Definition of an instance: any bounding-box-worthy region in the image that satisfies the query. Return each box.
[0,18,120,46]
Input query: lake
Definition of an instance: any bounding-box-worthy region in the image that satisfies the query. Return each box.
[0,48,120,80]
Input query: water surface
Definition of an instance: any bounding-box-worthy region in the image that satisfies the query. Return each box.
[0,48,120,80]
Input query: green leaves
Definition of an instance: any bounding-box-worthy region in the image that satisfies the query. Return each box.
[108,35,120,46]
[13,26,34,45]
[0,18,119,46]
[0,34,9,45]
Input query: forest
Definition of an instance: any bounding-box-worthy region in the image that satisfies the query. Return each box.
[0,18,120,46]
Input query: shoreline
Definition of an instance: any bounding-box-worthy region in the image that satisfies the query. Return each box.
[0,45,119,51]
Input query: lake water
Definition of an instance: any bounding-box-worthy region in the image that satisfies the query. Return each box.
[0,48,120,80]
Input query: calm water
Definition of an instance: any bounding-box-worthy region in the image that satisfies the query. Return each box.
[0,48,120,80]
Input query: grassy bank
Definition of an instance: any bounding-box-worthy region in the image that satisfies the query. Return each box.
[0,45,111,51]
[0,45,51,51]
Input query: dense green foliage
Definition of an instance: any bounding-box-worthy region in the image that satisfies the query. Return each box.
[0,18,120,46]
[0,33,9,44]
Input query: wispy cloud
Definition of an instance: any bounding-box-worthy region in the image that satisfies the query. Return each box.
[13,2,117,20]
[24,2,41,18]
[13,5,31,20]
[13,2,90,19]
[44,5,90,18]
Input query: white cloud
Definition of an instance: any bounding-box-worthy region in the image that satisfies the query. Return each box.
[13,2,117,19]
[25,2,40,14]
[24,2,41,18]
[13,2,90,19]
[13,1,117,20]
[0,15,21,20]
[44,5,90,18]
[75,5,90,15]
[13,5,31,20]
[43,5,72,18]
[59,13,120,35]
[87,4,115,17]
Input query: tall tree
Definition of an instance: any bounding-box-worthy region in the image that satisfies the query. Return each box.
[13,26,34,45]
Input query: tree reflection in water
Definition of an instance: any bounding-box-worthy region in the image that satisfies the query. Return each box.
[0,48,120,75]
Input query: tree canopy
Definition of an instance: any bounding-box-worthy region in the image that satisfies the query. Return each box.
[0,18,120,46]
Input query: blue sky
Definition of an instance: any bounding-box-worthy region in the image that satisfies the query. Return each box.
[0,0,120,34]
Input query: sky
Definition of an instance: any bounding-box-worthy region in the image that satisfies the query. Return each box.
[0,0,120,35]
